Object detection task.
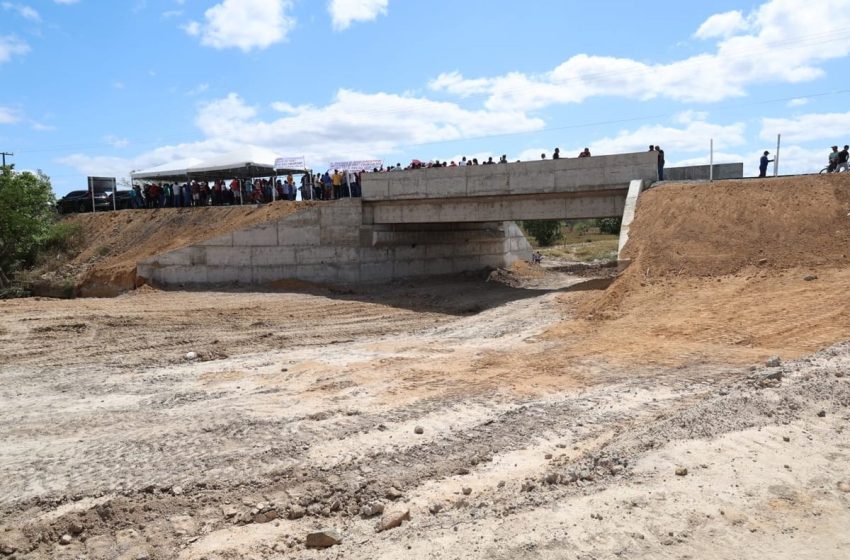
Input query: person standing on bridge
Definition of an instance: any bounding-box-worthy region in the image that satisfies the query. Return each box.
[655,145,665,180]
[553,148,560,159]
[759,151,774,178]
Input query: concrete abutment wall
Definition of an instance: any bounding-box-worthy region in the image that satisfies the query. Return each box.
[137,199,532,287]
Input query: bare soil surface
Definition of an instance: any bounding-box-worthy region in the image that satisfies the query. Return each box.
[1,176,849,559]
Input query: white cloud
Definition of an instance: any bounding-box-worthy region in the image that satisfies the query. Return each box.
[112,80,125,90]
[329,0,388,31]
[53,0,79,4]
[162,9,182,19]
[104,135,129,149]
[694,10,749,39]
[1,2,41,22]
[185,83,209,96]
[786,97,809,107]
[429,0,850,109]
[0,35,29,63]
[585,114,747,156]
[60,89,544,178]
[760,111,850,143]
[181,21,200,36]
[183,0,295,52]
[0,106,22,124]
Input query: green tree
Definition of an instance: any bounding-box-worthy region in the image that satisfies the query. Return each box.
[0,166,56,283]
[521,220,562,247]
[596,217,622,235]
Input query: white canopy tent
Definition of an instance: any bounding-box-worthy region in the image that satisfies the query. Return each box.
[185,147,278,181]
[130,157,204,182]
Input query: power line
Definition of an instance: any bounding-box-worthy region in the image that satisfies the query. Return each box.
[14,29,850,157]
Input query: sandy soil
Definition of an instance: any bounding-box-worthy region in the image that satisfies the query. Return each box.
[1,176,849,559]
[1,269,848,559]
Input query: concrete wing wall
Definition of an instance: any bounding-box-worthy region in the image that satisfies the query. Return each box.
[362,152,659,201]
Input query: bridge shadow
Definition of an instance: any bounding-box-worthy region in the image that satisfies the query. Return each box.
[162,272,615,317]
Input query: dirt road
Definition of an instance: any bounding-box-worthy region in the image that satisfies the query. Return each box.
[2,270,848,559]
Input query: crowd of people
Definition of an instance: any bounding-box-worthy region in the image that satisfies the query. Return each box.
[131,170,364,209]
[130,146,671,208]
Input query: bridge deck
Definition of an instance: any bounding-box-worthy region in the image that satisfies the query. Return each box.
[361,151,659,223]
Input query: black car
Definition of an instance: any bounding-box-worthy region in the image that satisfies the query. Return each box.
[107,190,133,210]
[57,190,112,214]
[57,189,134,213]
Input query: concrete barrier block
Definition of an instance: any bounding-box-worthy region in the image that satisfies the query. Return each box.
[392,259,426,278]
[359,261,393,283]
[295,246,359,265]
[359,247,392,263]
[279,226,320,246]
[162,265,209,285]
[196,233,234,247]
[451,255,482,273]
[392,245,428,260]
[252,265,293,284]
[319,204,362,227]
[295,264,340,284]
[279,207,319,227]
[150,248,193,267]
[251,246,296,266]
[205,246,251,267]
[233,222,278,247]
[423,257,454,275]
[206,266,248,284]
[425,243,463,258]
[336,265,361,284]
[320,226,360,247]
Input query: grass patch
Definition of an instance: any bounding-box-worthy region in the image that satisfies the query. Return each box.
[539,233,619,263]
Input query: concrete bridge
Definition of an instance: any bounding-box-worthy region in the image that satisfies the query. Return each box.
[361,152,659,224]
[137,154,742,288]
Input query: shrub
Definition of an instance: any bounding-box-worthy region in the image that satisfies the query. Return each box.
[521,220,562,247]
[596,217,622,235]
[41,221,85,254]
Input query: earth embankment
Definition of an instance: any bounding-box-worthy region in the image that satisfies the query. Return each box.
[34,202,312,296]
[557,174,850,366]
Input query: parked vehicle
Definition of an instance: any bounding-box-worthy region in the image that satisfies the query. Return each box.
[57,190,112,214]
[107,190,132,210]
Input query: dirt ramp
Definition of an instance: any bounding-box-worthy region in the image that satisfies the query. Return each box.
[42,203,314,296]
[562,175,850,364]
[623,174,850,276]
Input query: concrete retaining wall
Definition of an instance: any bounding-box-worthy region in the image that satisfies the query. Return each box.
[137,199,532,287]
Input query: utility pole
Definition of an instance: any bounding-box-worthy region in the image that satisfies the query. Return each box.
[0,152,12,167]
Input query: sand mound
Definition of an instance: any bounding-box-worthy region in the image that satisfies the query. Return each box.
[625,174,850,276]
[585,174,850,316]
[538,175,850,367]
[37,202,313,296]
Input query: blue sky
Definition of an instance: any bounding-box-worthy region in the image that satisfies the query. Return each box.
[2,0,850,195]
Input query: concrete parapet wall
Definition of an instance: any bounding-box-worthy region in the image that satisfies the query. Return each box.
[664,163,744,181]
[362,151,659,202]
[137,199,531,287]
